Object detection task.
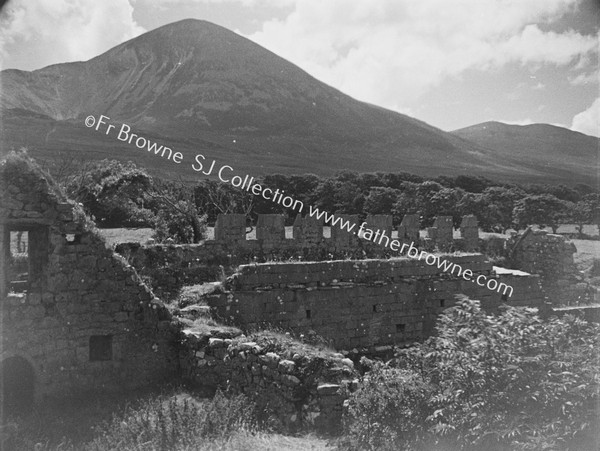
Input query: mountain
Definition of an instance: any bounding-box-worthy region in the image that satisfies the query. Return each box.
[0,19,596,185]
[452,122,599,186]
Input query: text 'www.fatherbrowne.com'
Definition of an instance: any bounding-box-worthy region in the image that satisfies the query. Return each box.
[84,114,513,297]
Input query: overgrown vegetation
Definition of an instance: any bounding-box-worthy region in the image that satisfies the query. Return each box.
[341,298,600,451]
[6,389,258,451]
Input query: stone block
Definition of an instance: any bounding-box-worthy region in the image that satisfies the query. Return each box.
[256,214,286,242]
[317,383,341,396]
[215,214,246,242]
[398,214,420,242]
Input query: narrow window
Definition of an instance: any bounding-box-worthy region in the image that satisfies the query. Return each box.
[372,304,378,313]
[305,309,311,319]
[89,335,113,361]
[4,226,48,295]
[8,230,29,293]
[440,299,445,308]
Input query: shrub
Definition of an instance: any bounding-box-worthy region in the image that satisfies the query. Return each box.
[341,298,600,451]
[85,390,255,451]
[341,363,433,450]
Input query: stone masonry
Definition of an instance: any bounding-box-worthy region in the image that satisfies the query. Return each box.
[205,256,544,348]
[179,330,357,431]
[508,228,594,305]
[117,213,483,297]
[0,153,179,404]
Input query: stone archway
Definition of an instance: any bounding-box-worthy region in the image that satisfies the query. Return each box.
[1,356,35,417]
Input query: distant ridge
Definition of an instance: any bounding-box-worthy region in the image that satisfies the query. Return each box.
[452,121,599,186]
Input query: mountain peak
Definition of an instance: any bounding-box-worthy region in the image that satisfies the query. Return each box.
[1,19,596,185]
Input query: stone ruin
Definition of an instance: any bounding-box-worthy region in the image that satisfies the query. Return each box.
[207,256,544,349]
[117,213,484,297]
[507,228,595,305]
[0,154,177,412]
[1,153,595,429]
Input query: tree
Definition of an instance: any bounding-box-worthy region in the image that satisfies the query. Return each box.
[363,187,401,216]
[478,186,525,232]
[148,180,207,244]
[512,194,569,233]
[452,175,493,193]
[64,159,155,227]
[194,180,254,222]
[428,187,464,226]
[581,193,600,235]
[568,201,591,238]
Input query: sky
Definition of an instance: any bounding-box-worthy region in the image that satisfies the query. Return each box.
[0,0,598,135]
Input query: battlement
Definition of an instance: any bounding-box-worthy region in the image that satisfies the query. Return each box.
[211,213,478,252]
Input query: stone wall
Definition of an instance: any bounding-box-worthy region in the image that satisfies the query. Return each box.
[0,154,179,404]
[508,228,594,305]
[117,214,480,297]
[203,256,544,349]
[179,329,357,431]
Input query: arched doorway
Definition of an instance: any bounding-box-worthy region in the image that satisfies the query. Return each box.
[1,356,35,417]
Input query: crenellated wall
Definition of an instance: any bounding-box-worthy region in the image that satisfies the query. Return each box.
[117,214,480,297]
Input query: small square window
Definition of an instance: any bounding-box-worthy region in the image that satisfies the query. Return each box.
[65,234,81,244]
[89,335,113,361]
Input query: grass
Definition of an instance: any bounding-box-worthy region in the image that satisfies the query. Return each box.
[245,329,337,360]
[97,228,154,246]
[4,388,334,451]
[571,238,600,273]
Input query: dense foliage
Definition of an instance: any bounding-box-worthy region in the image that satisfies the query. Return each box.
[341,298,600,450]
[43,156,600,238]
[50,159,207,243]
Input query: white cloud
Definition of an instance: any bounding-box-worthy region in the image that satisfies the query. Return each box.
[245,0,598,112]
[571,97,600,137]
[497,118,536,126]
[569,70,599,86]
[0,0,145,70]
[134,0,294,7]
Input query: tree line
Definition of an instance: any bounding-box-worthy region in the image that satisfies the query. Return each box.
[44,157,600,243]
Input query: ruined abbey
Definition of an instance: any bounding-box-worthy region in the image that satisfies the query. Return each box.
[1,153,596,426]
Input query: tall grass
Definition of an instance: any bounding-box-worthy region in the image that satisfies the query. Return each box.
[6,390,257,451]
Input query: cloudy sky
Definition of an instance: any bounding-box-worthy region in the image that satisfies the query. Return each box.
[0,0,598,135]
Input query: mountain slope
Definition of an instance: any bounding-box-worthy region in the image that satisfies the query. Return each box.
[0,19,595,184]
[452,121,599,186]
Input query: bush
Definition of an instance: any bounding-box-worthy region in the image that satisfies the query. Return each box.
[85,390,255,451]
[342,298,600,450]
[341,364,433,450]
